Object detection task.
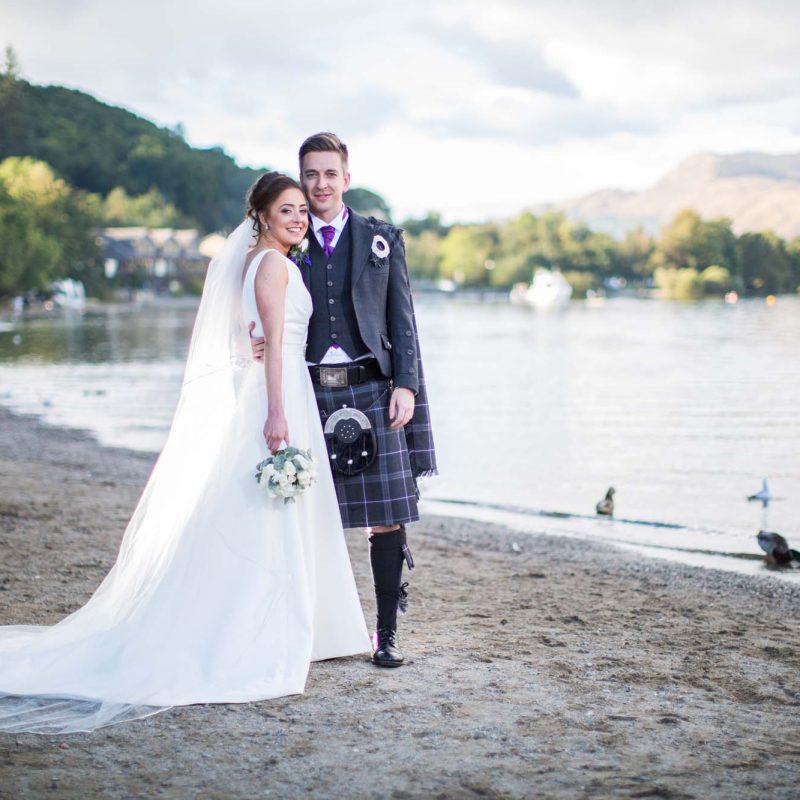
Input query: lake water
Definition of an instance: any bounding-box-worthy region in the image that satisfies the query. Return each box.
[1,295,799,578]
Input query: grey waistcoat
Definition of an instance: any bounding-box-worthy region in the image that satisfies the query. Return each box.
[305,224,369,364]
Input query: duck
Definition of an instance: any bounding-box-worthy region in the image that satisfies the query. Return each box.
[596,487,615,516]
[756,531,800,568]
[747,478,772,506]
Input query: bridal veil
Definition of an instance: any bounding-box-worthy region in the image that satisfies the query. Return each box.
[0,220,257,733]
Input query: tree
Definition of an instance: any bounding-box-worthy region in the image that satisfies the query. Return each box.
[439,225,499,285]
[103,186,184,227]
[343,187,392,220]
[737,231,792,294]
[655,209,737,273]
[2,46,20,80]
[405,230,442,280]
[401,212,449,238]
[0,157,100,295]
[0,182,60,294]
[654,267,703,300]
[699,265,734,295]
[615,226,655,277]
[787,237,800,291]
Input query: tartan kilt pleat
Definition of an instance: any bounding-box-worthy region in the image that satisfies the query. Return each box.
[312,378,420,529]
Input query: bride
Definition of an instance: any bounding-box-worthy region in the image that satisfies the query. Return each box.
[0,173,370,734]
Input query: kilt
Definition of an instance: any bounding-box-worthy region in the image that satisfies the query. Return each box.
[312,378,420,529]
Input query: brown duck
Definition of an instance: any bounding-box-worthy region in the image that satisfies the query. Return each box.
[757,531,800,568]
[596,487,615,516]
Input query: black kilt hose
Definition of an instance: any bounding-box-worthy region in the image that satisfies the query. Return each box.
[313,378,419,528]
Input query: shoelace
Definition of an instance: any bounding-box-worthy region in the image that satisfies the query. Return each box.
[398,582,409,615]
[376,626,398,648]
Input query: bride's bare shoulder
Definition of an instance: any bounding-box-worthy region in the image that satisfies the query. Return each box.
[253,249,289,284]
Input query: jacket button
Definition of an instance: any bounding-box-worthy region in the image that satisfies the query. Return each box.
[328,299,335,304]
[406,349,413,355]
[405,330,412,336]
[331,333,338,339]
[327,281,333,287]
[330,316,336,321]
[327,264,333,270]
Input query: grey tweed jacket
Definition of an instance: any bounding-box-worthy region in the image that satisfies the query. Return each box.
[303,209,437,478]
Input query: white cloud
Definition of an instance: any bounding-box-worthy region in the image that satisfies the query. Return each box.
[2,0,800,220]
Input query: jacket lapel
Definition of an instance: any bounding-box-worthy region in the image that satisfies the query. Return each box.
[349,211,372,289]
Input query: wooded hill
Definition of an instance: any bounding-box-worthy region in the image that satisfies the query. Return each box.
[0,74,390,232]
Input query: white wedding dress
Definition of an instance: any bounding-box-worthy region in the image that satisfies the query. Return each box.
[0,238,370,734]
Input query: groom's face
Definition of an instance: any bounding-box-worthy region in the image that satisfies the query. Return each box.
[300,151,351,220]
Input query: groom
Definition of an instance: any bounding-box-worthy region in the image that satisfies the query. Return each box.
[252,132,436,667]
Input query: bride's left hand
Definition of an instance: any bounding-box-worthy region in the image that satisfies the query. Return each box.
[264,411,290,454]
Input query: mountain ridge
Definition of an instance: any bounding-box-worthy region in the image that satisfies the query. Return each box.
[557,151,800,240]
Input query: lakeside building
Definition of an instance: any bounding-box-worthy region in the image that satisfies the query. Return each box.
[97,227,220,290]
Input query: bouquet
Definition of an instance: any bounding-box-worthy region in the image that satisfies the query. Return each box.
[255,447,317,504]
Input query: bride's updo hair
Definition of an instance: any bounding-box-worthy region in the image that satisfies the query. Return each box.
[246,172,303,237]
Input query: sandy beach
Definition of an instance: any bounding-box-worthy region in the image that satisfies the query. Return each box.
[0,406,799,799]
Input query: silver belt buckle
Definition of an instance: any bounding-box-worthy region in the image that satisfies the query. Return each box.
[319,366,348,388]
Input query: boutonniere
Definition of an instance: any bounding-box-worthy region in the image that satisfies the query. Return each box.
[288,238,311,268]
[370,233,390,268]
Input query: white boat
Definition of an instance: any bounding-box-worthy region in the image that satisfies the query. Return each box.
[50,279,87,311]
[510,269,573,308]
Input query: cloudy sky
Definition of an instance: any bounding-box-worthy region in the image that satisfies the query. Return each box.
[3,0,800,221]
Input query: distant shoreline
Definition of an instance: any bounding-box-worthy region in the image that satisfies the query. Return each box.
[3,287,800,321]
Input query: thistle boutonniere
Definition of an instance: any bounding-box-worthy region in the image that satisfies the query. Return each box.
[370,232,390,268]
[289,238,311,268]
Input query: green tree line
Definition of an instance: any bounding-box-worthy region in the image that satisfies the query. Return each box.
[401,208,800,297]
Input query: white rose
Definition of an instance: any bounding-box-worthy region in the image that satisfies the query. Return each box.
[371,234,390,258]
[284,462,296,476]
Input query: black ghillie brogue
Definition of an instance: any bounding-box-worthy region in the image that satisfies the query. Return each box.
[372,626,404,668]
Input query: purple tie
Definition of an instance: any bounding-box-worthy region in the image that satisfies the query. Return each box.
[321,225,336,257]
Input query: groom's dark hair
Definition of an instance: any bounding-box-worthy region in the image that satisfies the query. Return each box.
[299,132,349,171]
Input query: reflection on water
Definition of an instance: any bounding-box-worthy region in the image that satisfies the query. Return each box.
[1,296,799,575]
